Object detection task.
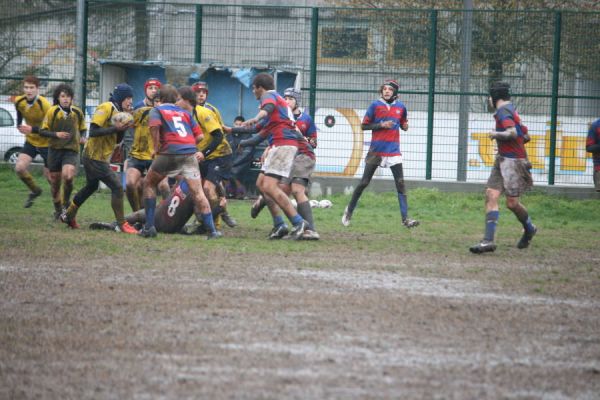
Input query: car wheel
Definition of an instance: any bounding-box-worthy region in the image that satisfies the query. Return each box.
[4,147,22,164]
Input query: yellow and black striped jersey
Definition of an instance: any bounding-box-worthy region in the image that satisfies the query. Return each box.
[14,95,51,147]
[41,105,86,152]
[194,105,231,160]
[129,106,154,160]
[84,101,119,162]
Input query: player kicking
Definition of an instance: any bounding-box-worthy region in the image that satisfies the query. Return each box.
[341,79,419,229]
[470,81,537,254]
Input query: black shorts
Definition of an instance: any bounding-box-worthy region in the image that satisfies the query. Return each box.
[82,156,115,181]
[47,149,79,172]
[127,157,153,174]
[200,154,233,184]
[21,141,49,167]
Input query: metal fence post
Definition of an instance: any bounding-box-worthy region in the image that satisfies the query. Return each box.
[549,11,562,185]
[308,7,319,119]
[426,10,437,181]
[195,5,203,64]
[457,0,473,182]
[74,0,86,108]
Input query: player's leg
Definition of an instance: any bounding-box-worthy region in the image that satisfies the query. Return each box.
[342,156,378,226]
[188,177,220,239]
[15,143,42,208]
[390,163,419,228]
[62,158,101,230]
[503,159,536,249]
[100,168,137,234]
[258,174,306,239]
[125,161,143,211]
[157,177,170,200]
[46,149,62,218]
[61,152,78,212]
[469,187,501,254]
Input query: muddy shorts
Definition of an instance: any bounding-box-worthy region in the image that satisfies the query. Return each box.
[47,148,79,172]
[262,145,297,179]
[486,156,533,197]
[21,141,49,167]
[200,154,233,184]
[127,157,153,174]
[150,154,201,180]
[594,169,600,192]
[281,153,315,186]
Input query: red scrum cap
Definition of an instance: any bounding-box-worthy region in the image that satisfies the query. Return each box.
[191,81,209,93]
[144,78,162,90]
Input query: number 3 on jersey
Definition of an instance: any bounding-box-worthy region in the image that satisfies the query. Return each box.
[173,116,187,137]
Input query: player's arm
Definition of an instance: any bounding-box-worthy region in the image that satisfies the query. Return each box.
[201,129,224,158]
[244,103,274,126]
[490,126,517,141]
[39,110,69,139]
[149,126,160,156]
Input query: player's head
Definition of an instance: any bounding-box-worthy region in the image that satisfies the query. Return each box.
[489,81,511,109]
[144,78,162,101]
[158,84,179,105]
[233,115,245,127]
[283,87,301,110]
[252,73,274,99]
[380,79,399,102]
[110,83,134,111]
[192,81,209,105]
[52,83,74,108]
[23,75,40,100]
[176,86,196,111]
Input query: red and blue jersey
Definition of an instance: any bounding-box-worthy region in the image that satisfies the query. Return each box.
[586,118,600,171]
[494,103,528,159]
[149,104,201,155]
[362,99,407,156]
[294,110,317,160]
[256,91,298,147]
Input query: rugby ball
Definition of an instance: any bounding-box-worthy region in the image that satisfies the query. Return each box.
[111,111,134,127]
[309,199,320,208]
[319,199,333,209]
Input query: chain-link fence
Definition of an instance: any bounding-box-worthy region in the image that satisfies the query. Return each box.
[1,2,599,188]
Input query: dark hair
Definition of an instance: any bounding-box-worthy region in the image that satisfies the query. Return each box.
[252,73,275,91]
[23,75,40,87]
[177,86,197,107]
[234,115,245,123]
[158,84,179,104]
[52,83,74,105]
[489,81,511,107]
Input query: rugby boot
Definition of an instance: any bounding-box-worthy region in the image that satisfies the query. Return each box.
[89,222,118,231]
[207,230,223,240]
[517,225,537,249]
[341,206,352,227]
[469,240,497,254]
[289,220,308,240]
[402,218,420,228]
[24,188,42,208]
[138,226,158,238]
[251,195,266,219]
[301,229,320,241]
[117,221,139,234]
[221,212,238,228]
[59,210,80,229]
[268,224,289,240]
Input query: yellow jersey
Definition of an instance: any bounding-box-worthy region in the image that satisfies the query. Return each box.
[129,106,154,160]
[84,101,120,162]
[41,105,86,152]
[14,95,51,147]
[203,102,224,127]
[194,105,231,160]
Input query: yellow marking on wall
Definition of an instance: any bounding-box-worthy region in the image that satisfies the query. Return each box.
[471,132,496,167]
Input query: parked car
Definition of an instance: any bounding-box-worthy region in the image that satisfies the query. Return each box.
[0,101,42,164]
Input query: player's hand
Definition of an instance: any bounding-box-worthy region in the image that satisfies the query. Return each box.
[80,137,87,145]
[56,131,70,139]
[380,120,394,129]
[114,120,133,131]
[489,131,497,140]
[523,134,531,144]
[223,125,232,134]
[195,151,205,163]
[242,119,255,127]
[17,124,32,135]
[401,122,409,131]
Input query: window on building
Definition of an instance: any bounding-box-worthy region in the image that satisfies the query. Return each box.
[320,27,369,60]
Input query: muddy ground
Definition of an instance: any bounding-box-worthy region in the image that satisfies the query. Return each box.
[1,246,599,399]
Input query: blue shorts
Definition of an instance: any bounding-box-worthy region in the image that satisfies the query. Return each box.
[22,141,49,167]
[127,157,153,174]
[200,154,233,184]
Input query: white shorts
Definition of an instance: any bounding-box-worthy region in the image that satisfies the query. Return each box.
[365,152,403,168]
[262,145,297,179]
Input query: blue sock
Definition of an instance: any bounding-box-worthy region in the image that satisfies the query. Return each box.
[397,192,408,221]
[202,212,217,234]
[273,215,285,228]
[523,216,535,232]
[484,211,499,242]
[290,214,303,226]
[144,198,156,230]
